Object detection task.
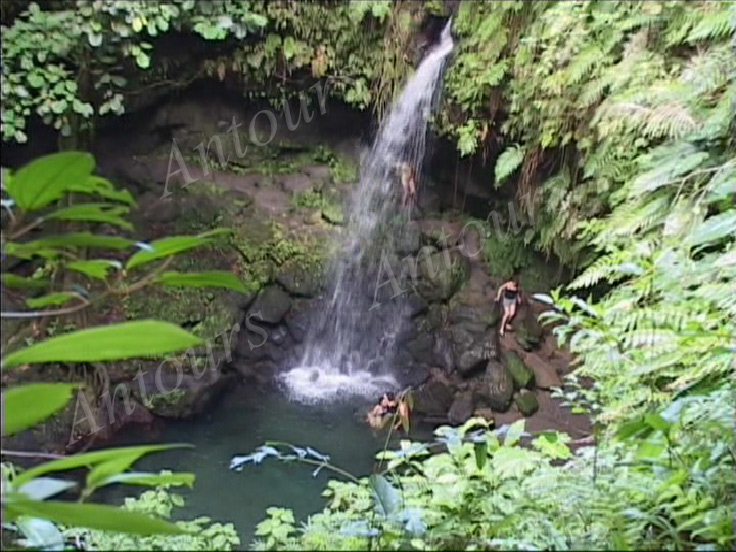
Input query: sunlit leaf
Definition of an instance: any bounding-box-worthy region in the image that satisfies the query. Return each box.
[125,228,232,270]
[2,321,202,369]
[25,292,79,309]
[46,203,133,231]
[156,270,247,293]
[5,152,95,211]
[67,259,121,280]
[5,495,189,536]
[12,444,191,487]
[1,274,49,289]
[1,383,77,437]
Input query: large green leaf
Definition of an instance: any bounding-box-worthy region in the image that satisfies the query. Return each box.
[125,228,232,270]
[13,444,191,487]
[2,321,203,369]
[17,478,77,500]
[67,259,121,280]
[46,203,133,230]
[25,292,79,309]
[369,474,402,517]
[92,471,195,490]
[1,274,49,289]
[1,383,77,437]
[68,175,136,206]
[4,233,134,259]
[156,270,248,293]
[5,495,189,536]
[5,152,95,211]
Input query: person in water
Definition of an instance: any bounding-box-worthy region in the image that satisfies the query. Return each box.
[366,391,410,432]
[496,276,522,336]
[398,162,417,209]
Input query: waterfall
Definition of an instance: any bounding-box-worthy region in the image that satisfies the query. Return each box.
[280,20,454,403]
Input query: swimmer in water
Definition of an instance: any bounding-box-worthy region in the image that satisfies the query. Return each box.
[366,391,410,433]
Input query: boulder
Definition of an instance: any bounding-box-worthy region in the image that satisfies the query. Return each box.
[394,363,431,389]
[513,307,544,351]
[456,343,491,377]
[504,350,535,390]
[452,325,499,377]
[276,265,321,298]
[523,354,563,390]
[515,390,539,416]
[448,391,475,425]
[248,285,292,324]
[413,379,455,416]
[480,359,514,412]
[134,361,235,419]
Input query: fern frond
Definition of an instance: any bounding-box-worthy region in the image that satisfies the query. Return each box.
[494,144,525,187]
[687,6,736,43]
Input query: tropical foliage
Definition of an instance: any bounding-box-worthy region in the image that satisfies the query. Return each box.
[441,0,735,267]
[2,1,735,550]
[0,153,247,548]
[1,0,414,146]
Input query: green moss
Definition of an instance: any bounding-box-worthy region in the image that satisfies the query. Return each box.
[293,190,344,226]
[515,390,539,416]
[231,218,327,291]
[505,350,535,390]
[329,153,359,184]
[144,389,188,410]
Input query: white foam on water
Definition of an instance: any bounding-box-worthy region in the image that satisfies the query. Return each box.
[278,365,399,405]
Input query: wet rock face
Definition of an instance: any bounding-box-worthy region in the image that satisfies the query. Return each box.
[413,379,455,416]
[249,286,292,324]
[478,359,515,412]
[276,266,322,298]
[448,391,475,425]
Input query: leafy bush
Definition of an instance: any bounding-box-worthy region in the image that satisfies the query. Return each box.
[1,151,248,549]
[61,480,240,551]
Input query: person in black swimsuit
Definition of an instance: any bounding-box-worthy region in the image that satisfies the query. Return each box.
[495,276,521,336]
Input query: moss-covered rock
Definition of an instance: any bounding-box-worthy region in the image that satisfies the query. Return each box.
[515,390,539,416]
[504,350,535,390]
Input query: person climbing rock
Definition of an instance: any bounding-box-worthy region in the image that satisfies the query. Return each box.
[398,162,417,209]
[496,276,522,337]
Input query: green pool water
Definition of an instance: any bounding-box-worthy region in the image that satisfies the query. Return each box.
[99,385,431,547]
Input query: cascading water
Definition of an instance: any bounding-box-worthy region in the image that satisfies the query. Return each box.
[281,20,454,403]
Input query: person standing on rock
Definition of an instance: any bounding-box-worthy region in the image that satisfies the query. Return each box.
[496,276,522,336]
